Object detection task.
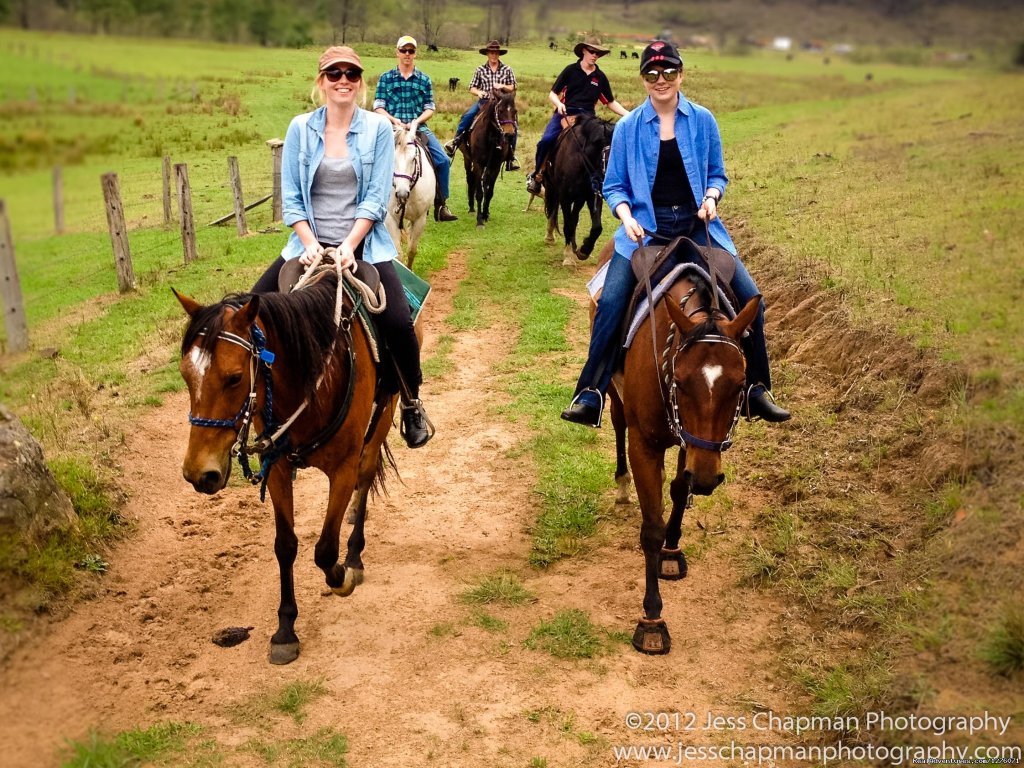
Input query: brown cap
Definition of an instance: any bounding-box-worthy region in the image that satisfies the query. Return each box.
[573,35,610,59]
[319,46,362,72]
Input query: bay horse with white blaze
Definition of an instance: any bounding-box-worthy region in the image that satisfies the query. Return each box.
[175,268,397,665]
[461,89,517,227]
[386,125,436,269]
[544,114,614,264]
[595,241,761,654]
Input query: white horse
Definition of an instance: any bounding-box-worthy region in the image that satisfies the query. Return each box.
[386,126,436,270]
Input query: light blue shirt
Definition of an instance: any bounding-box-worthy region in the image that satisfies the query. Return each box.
[603,95,736,259]
[280,106,398,264]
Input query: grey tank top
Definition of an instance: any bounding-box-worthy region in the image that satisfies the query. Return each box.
[310,156,357,246]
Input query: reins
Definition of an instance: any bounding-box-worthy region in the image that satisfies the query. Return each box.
[635,218,742,451]
[392,135,423,231]
[187,249,379,498]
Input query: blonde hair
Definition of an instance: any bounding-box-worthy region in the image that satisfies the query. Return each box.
[310,71,367,108]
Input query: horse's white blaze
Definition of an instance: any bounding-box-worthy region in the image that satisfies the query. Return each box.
[702,364,723,399]
[185,347,211,404]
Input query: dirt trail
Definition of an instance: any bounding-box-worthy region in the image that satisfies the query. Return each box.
[0,254,801,767]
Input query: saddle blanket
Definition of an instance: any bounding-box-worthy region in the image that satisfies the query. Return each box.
[587,261,737,350]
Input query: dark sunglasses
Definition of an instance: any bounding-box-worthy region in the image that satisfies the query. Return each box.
[641,67,680,83]
[323,67,362,83]
[398,48,417,54]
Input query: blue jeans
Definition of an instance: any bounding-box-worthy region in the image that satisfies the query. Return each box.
[417,125,450,201]
[573,206,773,404]
[457,100,519,154]
[534,109,592,174]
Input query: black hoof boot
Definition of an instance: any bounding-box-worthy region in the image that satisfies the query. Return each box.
[632,618,671,655]
[658,548,688,580]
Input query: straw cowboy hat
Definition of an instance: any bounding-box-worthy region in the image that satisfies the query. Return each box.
[573,35,610,58]
[479,40,508,55]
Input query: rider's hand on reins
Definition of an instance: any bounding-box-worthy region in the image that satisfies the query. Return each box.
[698,197,717,223]
[338,241,357,270]
[623,215,645,243]
[300,242,325,266]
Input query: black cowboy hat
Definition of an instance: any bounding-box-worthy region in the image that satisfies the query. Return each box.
[573,35,610,59]
[479,40,508,55]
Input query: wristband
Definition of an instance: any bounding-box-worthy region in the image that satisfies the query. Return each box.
[702,194,719,204]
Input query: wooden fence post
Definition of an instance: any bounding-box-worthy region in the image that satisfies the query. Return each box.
[162,155,173,226]
[0,199,29,353]
[101,173,136,293]
[53,166,64,235]
[175,163,198,265]
[227,156,248,236]
[267,138,284,222]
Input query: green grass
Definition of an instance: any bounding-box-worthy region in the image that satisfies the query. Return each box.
[524,608,624,659]
[61,722,209,767]
[232,680,329,726]
[243,727,348,767]
[979,604,1024,677]
[460,570,534,606]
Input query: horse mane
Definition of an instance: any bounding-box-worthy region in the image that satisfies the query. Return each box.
[181,273,344,405]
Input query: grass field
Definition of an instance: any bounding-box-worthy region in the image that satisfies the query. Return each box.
[1,24,1022,762]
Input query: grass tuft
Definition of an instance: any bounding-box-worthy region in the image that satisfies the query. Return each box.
[460,570,534,606]
[979,604,1024,677]
[525,609,614,659]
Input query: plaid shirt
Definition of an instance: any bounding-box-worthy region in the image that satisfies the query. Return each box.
[373,67,436,123]
[469,61,516,98]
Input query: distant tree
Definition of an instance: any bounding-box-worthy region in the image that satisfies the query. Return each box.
[494,0,519,44]
[1015,41,1024,68]
[248,0,273,45]
[81,0,135,33]
[210,0,244,41]
[0,0,9,23]
[418,0,445,49]
[332,0,366,44]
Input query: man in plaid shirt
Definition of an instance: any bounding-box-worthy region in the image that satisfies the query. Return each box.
[444,40,520,170]
[374,35,457,222]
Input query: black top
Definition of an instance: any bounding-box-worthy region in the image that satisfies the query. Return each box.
[651,138,695,208]
[551,63,615,116]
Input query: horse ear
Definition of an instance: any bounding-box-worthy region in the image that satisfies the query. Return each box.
[665,294,699,335]
[722,295,761,339]
[234,295,261,327]
[172,287,203,318]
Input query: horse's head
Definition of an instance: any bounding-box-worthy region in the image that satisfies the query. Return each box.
[175,289,262,495]
[664,290,761,495]
[492,90,517,139]
[392,125,421,202]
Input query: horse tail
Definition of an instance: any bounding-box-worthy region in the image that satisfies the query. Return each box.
[370,439,399,499]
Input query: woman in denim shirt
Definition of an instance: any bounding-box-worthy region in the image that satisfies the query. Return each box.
[253,46,432,448]
[561,41,790,428]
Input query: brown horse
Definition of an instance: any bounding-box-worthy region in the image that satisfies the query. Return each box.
[596,242,761,654]
[544,114,614,264]
[174,270,397,665]
[461,89,517,227]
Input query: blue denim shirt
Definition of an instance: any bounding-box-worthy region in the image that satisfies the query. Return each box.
[280,106,398,264]
[603,95,736,259]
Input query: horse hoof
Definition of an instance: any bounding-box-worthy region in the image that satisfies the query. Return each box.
[576,249,590,261]
[658,548,688,580]
[269,641,300,665]
[476,223,485,229]
[544,235,554,245]
[632,619,671,655]
[561,256,575,267]
[331,567,364,597]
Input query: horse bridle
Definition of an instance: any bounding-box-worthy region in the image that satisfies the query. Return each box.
[186,260,361,498]
[567,117,612,196]
[392,136,423,229]
[663,297,746,451]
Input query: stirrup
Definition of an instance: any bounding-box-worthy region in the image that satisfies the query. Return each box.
[400,398,436,443]
[566,388,603,428]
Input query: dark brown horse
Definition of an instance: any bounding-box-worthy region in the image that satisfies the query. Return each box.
[544,114,614,264]
[461,89,517,227]
[174,271,397,665]
[595,242,760,654]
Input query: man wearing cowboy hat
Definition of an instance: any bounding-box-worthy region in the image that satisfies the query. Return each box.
[444,40,520,170]
[526,34,628,195]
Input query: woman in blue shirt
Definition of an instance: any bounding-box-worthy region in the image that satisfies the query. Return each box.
[561,41,790,428]
[252,46,432,448]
